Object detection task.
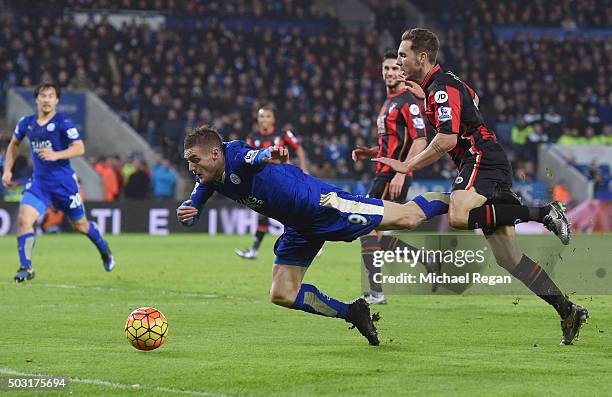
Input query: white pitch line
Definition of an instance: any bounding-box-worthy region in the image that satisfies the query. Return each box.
[0,368,232,397]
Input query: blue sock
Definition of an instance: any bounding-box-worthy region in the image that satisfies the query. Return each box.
[86,221,109,254]
[411,192,450,220]
[291,283,349,319]
[17,232,36,269]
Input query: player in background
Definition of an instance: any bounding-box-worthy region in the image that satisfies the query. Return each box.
[374,28,588,345]
[352,49,429,304]
[1,82,115,282]
[176,126,449,345]
[235,104,309,260]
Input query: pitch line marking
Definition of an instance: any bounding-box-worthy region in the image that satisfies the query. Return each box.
[0,368,232,397]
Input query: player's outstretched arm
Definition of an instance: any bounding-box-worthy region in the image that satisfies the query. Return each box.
[1,136,21,187]
[177,179,213,227]
[38,140,85,161]
[373,134,456,174]
[265,145,290,165]
[351,146,377,162]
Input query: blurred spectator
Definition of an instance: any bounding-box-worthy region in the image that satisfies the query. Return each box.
[95,157,119,201]
[124,159,151,199]
[151,156,177,199]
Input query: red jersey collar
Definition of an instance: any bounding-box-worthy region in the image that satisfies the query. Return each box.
[259,128,275,136]
[420,64,441,89]
[387,88,409,99]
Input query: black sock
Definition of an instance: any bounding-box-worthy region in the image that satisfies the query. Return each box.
[468,204,550,230]
[360,235,383,293]
[509,254,572,318]
[252,230,266,251]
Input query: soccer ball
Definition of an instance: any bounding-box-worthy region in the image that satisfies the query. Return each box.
[125,307,168,350]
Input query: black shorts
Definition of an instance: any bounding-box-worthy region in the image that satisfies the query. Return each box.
[452,144,513,200]
[367,174,412,204]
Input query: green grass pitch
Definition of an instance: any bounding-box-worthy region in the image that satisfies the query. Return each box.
[0,234,611,396]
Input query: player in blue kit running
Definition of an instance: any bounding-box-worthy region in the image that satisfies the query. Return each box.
[1,82,115,282]
[176,125,449,345]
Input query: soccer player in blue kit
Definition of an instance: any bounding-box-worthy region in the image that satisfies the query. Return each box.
[177,125,449,345]
[1,82,115,282]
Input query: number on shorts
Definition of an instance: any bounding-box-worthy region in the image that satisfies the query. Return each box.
[69,193,82,209]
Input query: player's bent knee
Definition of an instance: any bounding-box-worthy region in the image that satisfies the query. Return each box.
[269,285,299,308]
[72,219,89,234]
[17,215,36,233]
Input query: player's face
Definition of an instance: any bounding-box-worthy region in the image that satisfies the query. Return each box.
[257,109,275,133]
[397,40,423,82]
[184,146,223,183]
[35,87,59,116]
[382,58,402,89]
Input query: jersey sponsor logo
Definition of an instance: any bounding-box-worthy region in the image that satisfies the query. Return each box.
[47,123,56,132]
[455,176,464,184]
[229,173,241,185]
[244,150,258,164]
[434,90,448,104]
[438,107,452,122]
[236,196,263,209]
[66,127,80,139]
[409,104,420,115]
[412,117,425,129]
[32,140,53,151]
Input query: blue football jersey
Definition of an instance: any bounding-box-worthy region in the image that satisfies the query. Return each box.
[14,112,81,182]
[188,140,348,233]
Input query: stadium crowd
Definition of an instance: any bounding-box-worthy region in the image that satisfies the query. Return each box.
[0,0,610,186]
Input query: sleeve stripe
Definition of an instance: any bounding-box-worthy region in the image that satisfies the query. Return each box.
[446,85,462,133]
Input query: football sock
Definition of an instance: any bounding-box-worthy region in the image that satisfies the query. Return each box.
[411,192,450,220]
[17,232,36,269]
[509,254,572,318]
[360,235,383,293]
[86,221,109,254]
[252,230,266,251]
[468,204,550,230]
[291,283,349,319]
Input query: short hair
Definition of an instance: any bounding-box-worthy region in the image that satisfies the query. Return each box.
[184,124,223,151]
[34,81,61,99]
[258,103,276,115]
[382,49,397,62]
[401,28,440,64]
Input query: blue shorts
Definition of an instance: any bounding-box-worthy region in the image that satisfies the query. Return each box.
[274,189,384,267]
[21,175,86,221]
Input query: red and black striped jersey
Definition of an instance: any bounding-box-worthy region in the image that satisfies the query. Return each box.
[375,89,427,175]
[247,129,301,151]
[421,64,498,168]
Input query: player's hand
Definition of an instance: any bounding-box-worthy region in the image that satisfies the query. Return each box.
[177,200,199,224]
[351,146,376,162]
[371,157,412,174]
[404,80,426,101]
[1,171,13,188]
[265,145,289,164]
[388,172,406,200]
[37,148,60,161]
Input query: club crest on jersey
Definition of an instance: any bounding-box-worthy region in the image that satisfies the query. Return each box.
[434,91,448,104]
[230,173,241,184]
[46,123,56,132]
[409,104,420,115]
[438,107,452,122]
[455,176,464,184]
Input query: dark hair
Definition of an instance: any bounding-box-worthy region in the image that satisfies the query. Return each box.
[401,28,440,64]
[184,124,223,150]
[34,82,61,99]
[258,103,276,115]
[382,49,397,62]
